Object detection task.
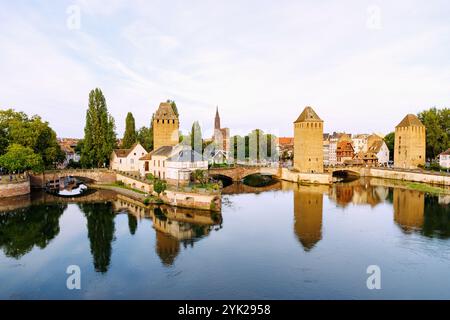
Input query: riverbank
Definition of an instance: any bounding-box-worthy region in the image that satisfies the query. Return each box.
[91,183,221,212]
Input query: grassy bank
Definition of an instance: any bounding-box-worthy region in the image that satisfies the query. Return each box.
[405,182,449,195]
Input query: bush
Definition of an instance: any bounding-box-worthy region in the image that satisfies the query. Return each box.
[153,179,167,195]
[146,173,155,182]
[143,198,150,205]
[115,180,124,186]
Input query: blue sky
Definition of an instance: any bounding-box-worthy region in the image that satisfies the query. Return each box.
[1,0,449,138]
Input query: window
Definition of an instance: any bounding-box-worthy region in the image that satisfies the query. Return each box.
[130,159,134,164]
[120,159,122,164]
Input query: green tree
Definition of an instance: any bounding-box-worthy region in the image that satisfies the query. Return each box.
[0,109,64,167]
[0,144,43,172]
[166,99,179,117]
[80,88,117,168]
[122,112,137,149]
[418,107,450,159]
[137,126,153,151]
[153,179,167,196]
[192,169,209,186]
[384,132,395,161]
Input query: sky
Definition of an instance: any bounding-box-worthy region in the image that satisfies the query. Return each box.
[1,0,449,139]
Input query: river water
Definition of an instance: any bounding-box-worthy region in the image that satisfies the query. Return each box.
[0,178,449,299]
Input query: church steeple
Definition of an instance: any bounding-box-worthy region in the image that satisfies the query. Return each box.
[214,106,221,130]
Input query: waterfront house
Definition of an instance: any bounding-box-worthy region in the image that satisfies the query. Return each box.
[110,142,147,172]
[439,148,450,168]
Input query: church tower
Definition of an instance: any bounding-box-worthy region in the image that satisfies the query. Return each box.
[214,106,221,130]
[294,106,324,173]
[394,114,426,169]
[152,102,179,150]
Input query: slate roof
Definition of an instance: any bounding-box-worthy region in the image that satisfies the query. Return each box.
[396,114,424,128]
[294,106,323,123]
[167,149,204,162]
[154,102,178,120]
[139,145,175,160]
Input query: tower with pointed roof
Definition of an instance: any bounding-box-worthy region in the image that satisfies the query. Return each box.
[214,106,221,130]
[152,102,179,150]
[212,106,230,154]
[394,114,426,169]
[293,106,324,173]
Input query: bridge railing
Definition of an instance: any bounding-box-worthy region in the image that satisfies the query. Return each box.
[0,173,29,184]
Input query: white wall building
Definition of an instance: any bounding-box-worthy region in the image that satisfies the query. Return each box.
[439,149,450,168]
[352,134,369,153]
[367,140,390,165]
[110,143,148,172]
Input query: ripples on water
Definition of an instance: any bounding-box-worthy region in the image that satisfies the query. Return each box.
[0,178,449,299]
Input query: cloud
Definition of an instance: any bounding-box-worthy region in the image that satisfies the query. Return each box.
[0,0,449,138]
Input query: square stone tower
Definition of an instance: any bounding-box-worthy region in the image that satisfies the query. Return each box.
[394,114,426,169]
[152,102,179,150]
[294,106,324,173]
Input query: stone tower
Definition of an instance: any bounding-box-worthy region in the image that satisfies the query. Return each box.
[394,114,426,169]
[152,102,179,150]
[294,106,324,173]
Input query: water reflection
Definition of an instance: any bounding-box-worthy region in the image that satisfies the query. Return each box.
[0,180,449,279]
[329,178,389,208]
[0,203,66,258]
[393,189,425,233]
[293,186,323,251]
[78,202,116,273]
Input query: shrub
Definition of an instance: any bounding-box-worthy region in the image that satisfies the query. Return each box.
[143,198,150,205]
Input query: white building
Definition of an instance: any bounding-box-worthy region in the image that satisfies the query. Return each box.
[352,134,369,153]
[139,144,208,185]
[367,140,390,165]
[110,143,148,172]
[439,148,450,168]
[165,148,208,184]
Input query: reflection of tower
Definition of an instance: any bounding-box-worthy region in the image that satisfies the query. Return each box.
[293,188,323,251]
[393,189,424,232]
[155,231,180,266]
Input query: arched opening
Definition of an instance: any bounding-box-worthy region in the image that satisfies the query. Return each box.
[332,170,360,183]
[242,173,278,187]
[210,174,233,188]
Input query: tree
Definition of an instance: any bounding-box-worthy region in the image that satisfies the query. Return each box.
[80,88,117,168]
[0,144,43,172]
[122,112,137,149]
[418,107,450,159]
[384,132,395,161]
[153,179,167,196]
[190,121,202,153]
[0,109,64,167]
[192,169,209,186]
[137,126,153,151]
[166,99,179,117]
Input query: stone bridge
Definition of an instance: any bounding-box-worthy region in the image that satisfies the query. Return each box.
[209,165,280,182]
[325,167,365,177]
[30,169,117,188]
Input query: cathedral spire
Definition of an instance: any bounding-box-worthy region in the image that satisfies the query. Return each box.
[214,105,221,130]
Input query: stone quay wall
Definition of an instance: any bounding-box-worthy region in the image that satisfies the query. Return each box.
[0,179,31,198]
[363,168,450,186]
[281,168,332,185]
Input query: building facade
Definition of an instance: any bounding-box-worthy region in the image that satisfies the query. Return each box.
[439,148,450,168]
[153,102,180,150]
[111,143,148,172]
[336,134,354,164]
[352,134,369,153]
[323,135,330,166]
[394,114,426,169]
[293,106,324,173]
